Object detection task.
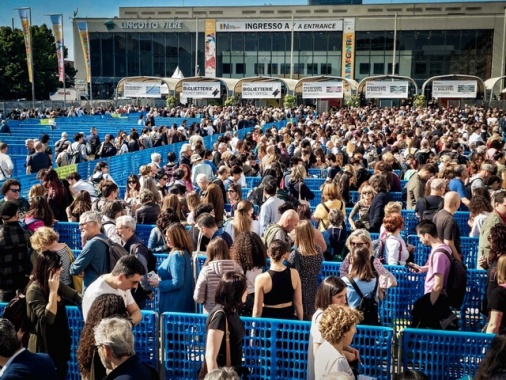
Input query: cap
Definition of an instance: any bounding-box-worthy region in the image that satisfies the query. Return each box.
[190,154,203,164]
[0,201,19,220]
[481,163,495,173]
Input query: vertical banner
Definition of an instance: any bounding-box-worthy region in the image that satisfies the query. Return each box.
[204,19,216,77]
[341,18,355,90]
[77,21,91,83]
[18,8,33,83]
[50,15,65,82]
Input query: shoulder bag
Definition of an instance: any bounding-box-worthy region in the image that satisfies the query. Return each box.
[198,309,230,379]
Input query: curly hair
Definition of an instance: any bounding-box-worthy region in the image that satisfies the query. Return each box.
[383,213,404,233]
[156,208,180,232]
[76,294,128,378]
[319,304,362,344]
[30,227,59,253]
[28,184,46,204]
[469,195,493,218]
[231,231,267,272]
[488,224,506,263]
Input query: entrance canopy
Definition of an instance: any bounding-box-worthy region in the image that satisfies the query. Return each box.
[116,76,180,98]
[485,76,506,103]
[357,75,418,97]
[422,74,486,100]
[233,76,297,96]
[174,77,238,96]
[294,76,358,98]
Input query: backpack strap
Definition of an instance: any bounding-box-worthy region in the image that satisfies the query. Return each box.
[92,236,111,247]
[320,202,330,229]
[347,277,365,299]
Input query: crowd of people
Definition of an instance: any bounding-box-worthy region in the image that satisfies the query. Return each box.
[0,103,506,379]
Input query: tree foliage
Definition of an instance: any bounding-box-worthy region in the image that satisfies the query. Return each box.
[0,25,77,100]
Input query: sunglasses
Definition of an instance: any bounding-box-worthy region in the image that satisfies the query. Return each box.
[128,181,136,184]
[350,241,366,248]
[9,188,20,193]
[227,190,236,193]
[362,191,373,195]
[161,177,168,181]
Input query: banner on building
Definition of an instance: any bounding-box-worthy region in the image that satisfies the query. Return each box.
[182,82,221,98]
[242,82,281,99]
[432,80,477,98]
[77,21,91,83]
[18,8,33,83]
[49,15,65,82]
[205,20,216,77]
[216,19,342,32]
[365,81,409,99]
[341,18,355,89]
[302,82,343,99]
[124,82,161,98]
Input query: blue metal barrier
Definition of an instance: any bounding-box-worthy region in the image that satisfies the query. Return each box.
[401,328,493,379]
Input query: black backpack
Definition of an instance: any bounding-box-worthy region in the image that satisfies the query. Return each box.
[433,248,467,309]
[93,237,129,271]
[86,135,100,155]
[131,243,157,273]
[348,275,380,326]
[2,291,32,347]
[421,197,442,222]
[68,143,84,164]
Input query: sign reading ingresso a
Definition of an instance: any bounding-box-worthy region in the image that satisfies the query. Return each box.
[365,81,409,99]
[432,80,477,98]
[302,82,343,99]
[182,82,221,98]
[216,19,343,32]
[124,82,161,98]
[242,82,281,99]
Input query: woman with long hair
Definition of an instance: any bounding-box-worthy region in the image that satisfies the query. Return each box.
[368,174,393,233]
[39,168,72,222]
[313,181,346,231]
[24,196,55,232]
[141,176,162,205]
[225,200,261,239]
[486,255,506,334]
[334,164,356,206]
[203,272,248,377]
[230,231,267,316]
[186,191,201,225]
[125,174,141,206]
[148,223,194,313]
[179,163,194,192]
[148,208,180,253]
[162,193,185,220]
[288,165,315,203]
[194,238,242,314]
[474,334,506,379]
[253,239,303,320]
[76,294,127,380]
[66,190,92,222]
[227,183,243,217]
[342,246,380,325]
[468,195,493,237]
[348,182,375,231]
[26,250,81,380]
[28,184,46,204]
[307,276,359,380]
[288,220,324,320]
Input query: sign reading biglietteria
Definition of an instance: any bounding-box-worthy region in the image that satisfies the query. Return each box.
[242,82,282,99]
[124,82,161,98]
[182,82,221,98]
[302,82,343,99]
[432,80,477,98]
[365,81,409,99]
[216,20,343,32]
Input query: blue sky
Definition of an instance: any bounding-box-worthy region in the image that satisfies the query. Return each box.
[2,0,501,60]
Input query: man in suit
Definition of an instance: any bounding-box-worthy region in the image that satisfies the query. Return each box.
[0,318,58,379]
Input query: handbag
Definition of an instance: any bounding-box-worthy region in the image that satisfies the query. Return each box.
[198,310,231,379]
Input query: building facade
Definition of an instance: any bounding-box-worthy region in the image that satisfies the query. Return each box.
[73,3,505,100]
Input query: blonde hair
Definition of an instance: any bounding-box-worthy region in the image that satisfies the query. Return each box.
[232,200,253,237]
[290,165,307,183]
[384,201,403,216]
[295,220,318,256]
[321,182,342,203]
[29,184,46,204]
[30,227,59,253]
[319,304,363,344]
[497,255,506,284]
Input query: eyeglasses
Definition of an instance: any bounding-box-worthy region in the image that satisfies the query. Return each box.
[8,188,20,193]
[79,221,93,227]
[350,241,366,248]
[128,180,136,184]
[362,191,373,195]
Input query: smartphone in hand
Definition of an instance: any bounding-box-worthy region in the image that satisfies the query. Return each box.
[147,271,157,279]
[406,263,420,273]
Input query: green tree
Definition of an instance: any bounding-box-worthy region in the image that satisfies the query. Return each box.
[0,24,76,100]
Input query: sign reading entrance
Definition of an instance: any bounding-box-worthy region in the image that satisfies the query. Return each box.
[242,82,281,99]
[302,82,343,99]
[182,82,221,98]
[365,81,409,99]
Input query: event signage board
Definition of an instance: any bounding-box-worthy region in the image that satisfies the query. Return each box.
[432,80,477,98]
[124,82,161,98]
[182,82,221,98]
[302,82,343,99]
[365,81,409,99]
[242,82,282,99]
[216,19,342,32]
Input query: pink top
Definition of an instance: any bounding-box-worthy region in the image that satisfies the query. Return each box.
[424,244,452,294]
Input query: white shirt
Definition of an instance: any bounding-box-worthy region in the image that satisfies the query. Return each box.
[82,276,135,321]
[0,152,13,180]
[72,179,97,199]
